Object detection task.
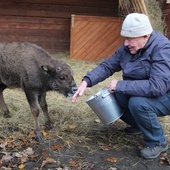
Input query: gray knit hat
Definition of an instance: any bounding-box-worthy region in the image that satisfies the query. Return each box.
[121,13,153,37]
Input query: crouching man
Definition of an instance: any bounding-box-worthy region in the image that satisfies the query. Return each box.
[72,13,170,159]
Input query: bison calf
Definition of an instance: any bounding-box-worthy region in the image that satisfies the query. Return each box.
[0,42,77,141]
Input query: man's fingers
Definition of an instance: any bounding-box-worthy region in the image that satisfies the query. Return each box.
[71,80,87,103]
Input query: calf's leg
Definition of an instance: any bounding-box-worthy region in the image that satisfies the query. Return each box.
[24,89,43,141]
[0,84,11,118]
[38,91,53,130]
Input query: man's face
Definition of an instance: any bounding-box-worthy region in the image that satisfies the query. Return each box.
[124,36,147,54]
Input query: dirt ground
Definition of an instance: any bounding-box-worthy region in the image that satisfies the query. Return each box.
[1,120,170,170]
[27,127,170,170]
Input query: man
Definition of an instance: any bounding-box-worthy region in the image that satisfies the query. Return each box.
[72,13,170,159]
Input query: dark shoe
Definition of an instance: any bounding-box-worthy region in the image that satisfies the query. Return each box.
[124,126,142,135]
[139,142,168,159]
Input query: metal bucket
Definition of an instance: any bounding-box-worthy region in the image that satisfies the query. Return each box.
[86,88,122,125]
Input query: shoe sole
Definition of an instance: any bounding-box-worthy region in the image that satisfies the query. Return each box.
[125,132,142,135]
[124,127,142,135]
[139,145,169,159]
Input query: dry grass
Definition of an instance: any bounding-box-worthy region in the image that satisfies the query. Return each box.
[119,0,167,35]
[0,53,170,147]
[145,0,167,35]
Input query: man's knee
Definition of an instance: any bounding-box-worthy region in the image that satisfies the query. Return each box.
[129,97,148,113]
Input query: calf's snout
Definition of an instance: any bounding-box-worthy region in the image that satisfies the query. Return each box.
[67,85,77,97]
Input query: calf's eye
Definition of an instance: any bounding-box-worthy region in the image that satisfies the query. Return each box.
[59,76,65,81]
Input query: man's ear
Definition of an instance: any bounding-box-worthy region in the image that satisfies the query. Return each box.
[144,34,150,39]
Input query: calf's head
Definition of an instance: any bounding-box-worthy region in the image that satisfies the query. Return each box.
[41,59,77,97]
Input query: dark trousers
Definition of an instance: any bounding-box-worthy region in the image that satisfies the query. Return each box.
[114,92,170,147]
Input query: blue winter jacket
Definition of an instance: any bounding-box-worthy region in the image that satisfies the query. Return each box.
[83,31,170,97]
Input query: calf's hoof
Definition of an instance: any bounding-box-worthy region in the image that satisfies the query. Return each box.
[45,123,54,130]
[4,113,11,118]
[34,131,44,143]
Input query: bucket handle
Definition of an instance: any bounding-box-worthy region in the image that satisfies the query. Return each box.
[94,94,99,99]
[94,92,109,99]
[98,88,110,98]
[94,88,110,99]
[102,93,110,98]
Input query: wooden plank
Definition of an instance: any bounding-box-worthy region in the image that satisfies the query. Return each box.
[0,1,116,9]
[0,22,69,30]
[0,16,70,24]
[162,3,170,9]
[0,2,116,18]
[70,15,123,62]
[73,15,122,22]
[0,9,115,19]
[0,29,69,37]
[163,9,170,17]
[4,0,118,8]
[0,35,68,42]
[0,38,69,53]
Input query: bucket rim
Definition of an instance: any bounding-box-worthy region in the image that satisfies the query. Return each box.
[86,87,110,103]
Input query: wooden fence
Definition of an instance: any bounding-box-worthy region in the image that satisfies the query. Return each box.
[0,0,119,54]
[70,15,123,62]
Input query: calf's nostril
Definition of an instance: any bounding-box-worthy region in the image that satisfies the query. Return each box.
[72,86,78,93]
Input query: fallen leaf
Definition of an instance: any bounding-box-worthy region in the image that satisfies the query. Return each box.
[7,139,15,147]
[106,157,118,163]
[42,130,50,136]
[42,153,50,158]
[20,156,28,164]
[51,144,64,151]
[18,164,25,169]
[69,160,77,166]
[40,157,56,169]
[9,135,15,139]
[42,148,46,152]
[19,138,28,146]
[68,124,77,129]
[24,147,34,156]
[101,146,110,151]
[94,119,101,123]
[159,152,170,165]
[12,152,23,158]
[29,153,39,159]
[108,168,117,170]
[1,153,13,163]
[28,130,35,138]
[0,140,7,149]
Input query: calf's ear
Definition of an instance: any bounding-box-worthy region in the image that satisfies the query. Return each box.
[41,65,61,74]
[41,65,51,74]
[56,67,61,73]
